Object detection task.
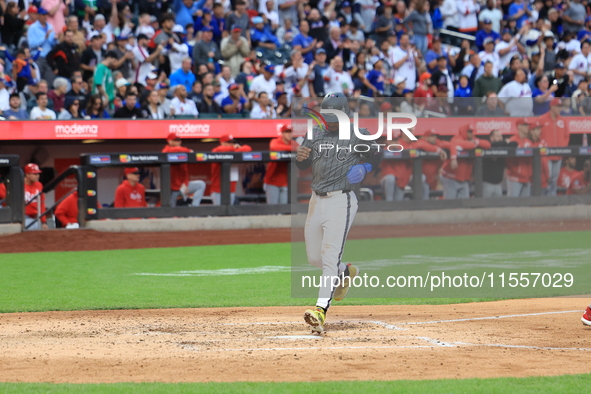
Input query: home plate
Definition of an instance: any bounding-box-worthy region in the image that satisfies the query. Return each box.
[268,335,322,339]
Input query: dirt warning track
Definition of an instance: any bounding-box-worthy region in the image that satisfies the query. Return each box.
[1,298,591,383]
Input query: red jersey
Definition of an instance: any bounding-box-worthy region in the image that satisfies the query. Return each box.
[421,139,450,189]
[380,139,414,188]
[505,134,533,184]
[264,138,296,187]
[413,85,434,99]
[24,181,46,223]
[114,180,147,208]
[567,172,590,194]
[442,136,491,182]
[162,145,192,191]
[539,112,570,160]
[0,183,5,206]
[55,191,79,225]
[530,139,550,188]
[210,144,252,193]
[558,167,581,189]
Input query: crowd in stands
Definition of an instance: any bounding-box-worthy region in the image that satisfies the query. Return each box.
[3,0,591,120]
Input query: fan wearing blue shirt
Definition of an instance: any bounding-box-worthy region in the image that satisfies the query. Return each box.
[170,58,197,93]
[475,19,501,51]
[366,59,385,96]
[508,0,532,29]
[292,20,316,64]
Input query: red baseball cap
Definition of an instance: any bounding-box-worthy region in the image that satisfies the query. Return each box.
[167,132,180,141]
[124,167,140,175]
[220,134,235,143]
[550,97,563,106]
[380,102,392,112]
[27,5,38,13]
[423,129,435,137]
[529,120,542,128]
[24,163,42,174]
[280,124,292,133]
[419,72,432,82]
[228,83,240,90]
[516,118,532,126]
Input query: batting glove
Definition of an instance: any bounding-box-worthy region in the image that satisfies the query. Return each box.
[346,163,373,184]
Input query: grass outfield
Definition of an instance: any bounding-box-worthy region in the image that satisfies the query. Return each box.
[0,374,590,393]
[0,231,588,313]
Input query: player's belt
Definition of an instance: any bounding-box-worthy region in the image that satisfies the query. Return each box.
[315,189,350,197]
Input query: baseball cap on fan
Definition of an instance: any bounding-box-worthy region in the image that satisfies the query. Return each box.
[24,163,42,174]
[124,167,140,175]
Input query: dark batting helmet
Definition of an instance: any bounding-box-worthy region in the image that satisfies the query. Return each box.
[321,92,349,123]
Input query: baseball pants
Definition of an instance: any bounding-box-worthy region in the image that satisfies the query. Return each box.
[441,176,470,199]
[381,174,405,201]
[25,217,41,230]
[305,190,358,311]
[507,180,531,197]
[483,182,503,198]
[170,180,206,207]
[547,159,562,197]
[265,184,288,204]
[211,192,235,205]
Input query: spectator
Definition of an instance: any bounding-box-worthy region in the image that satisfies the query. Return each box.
[475,19,500,51]
[27,7,58,86]
[572,80,591,115]
[346,20,365,45]
[366,58,385,96]
[542,32,557,72]
[532,75,558,115]
[114,167,147,208]
[135,13,156,39]
[188,80,203,104]
[251,16,280,58]
[83,94,111,119]
[275,91,291,117]
[226,1,250,38]
[30,92,56,119]
[454,75,474,115]
[281,49,310,98]
[170,85,199,117]
[1,2,26,49]
[441,0,458,30]
[263,0,280,31]
[563,0,586,34]
[323,56,353,95]
[92,51,117,108]
[376,3,397,48]
[550,62,573,98]
[569,40,591,87]
[211,4,226,43]
[221,25,251,78]
[400,88,422,115]
[498,69,533,116]
[391,75,407,100]
[356,0,379,34]
[158,86,173,117]
[173,0,200,30]
[578,17,591,42]
[292,20,318,65]
[461,53,483,89]
[109,36,134,80]
[2,93,29,119]
[425,36,448,74]
[390,34,419,90]
[170,57,196,93]
[338,1,354,25]
[251,64,277,98]
[307,8,329,43]
[483,129,510,198]
[457,0,479,35]
[308,48,329,97]
[476,92,505,116]
[567,159,591,195]
[496,28,525,73]
[80,35,106,82]
[479,38,501,77]
[192,26,221,72]
[41,0,68,37]
[250,91,277,118]
[0,46,38,92]
[221,83,249,114]
[46,30,81,79]
[143,90,167,119]
[210,134,252,205]
[278,0,298,26]
[114,92,146,118]
[509,0,532,29]
[218,65,236,98]
[473,61,502,98]
[430,56,454,98]
[58,97,84,120]
[26,80,54,112]
[150,13,180,49]
[478,0,503,33]
[197,83,223,115]
[47,77,68,112]
[133,34,163,86]
[66,16,86,53]
[404,0,431,55]
[276,17,300,46]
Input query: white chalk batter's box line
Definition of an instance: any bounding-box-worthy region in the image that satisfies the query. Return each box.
[178,310,591,353]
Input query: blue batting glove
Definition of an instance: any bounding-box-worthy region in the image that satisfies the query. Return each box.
[347,163,373,184]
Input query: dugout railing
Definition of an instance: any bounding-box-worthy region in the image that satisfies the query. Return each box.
[0,155,24,225]
[78,151,295,224]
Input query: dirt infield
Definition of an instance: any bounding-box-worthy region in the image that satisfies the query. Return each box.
[2,219,591,253]
[1,299,591,383]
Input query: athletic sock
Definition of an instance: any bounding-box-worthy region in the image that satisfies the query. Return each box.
[338,262,347,276]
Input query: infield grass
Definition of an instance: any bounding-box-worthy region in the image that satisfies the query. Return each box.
[0,374,590,393]
[0,231,588,313]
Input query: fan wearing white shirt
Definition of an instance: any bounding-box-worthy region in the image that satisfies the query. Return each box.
[135,13,156,38]
[390,34,420,90]
[133,34,164,86]
[170,85,199,117]
[478,0,503,33]
[250,64,277,98]
[479,39,501,77]
[495,29,525,71]
[218,65,236,98]
[30,92,57,120]
[262,0,280,30]
[281,50,310,98]
[498,69,533,117]
[169,25,191,74]
[250,92,277,119]
[569,40,591,86]
[323,56,354,95]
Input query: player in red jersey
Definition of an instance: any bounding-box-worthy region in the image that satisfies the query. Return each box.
[210,134,252,205]
[264,124,295,204]
[114,167,147,208]
[23,163,48,230]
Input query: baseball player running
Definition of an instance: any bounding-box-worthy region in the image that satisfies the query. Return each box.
[296,93,382,332]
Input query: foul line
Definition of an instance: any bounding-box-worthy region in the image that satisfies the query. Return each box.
[399,310,581,326]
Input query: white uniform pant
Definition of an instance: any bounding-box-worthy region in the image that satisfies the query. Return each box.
[547,159,562,197]
[305,191,358,310]
[507,180,531,197]
[211,192,235,205]
[441,176,470,199]
[170,180,207,207]
[483,182,503,198]
[265,184,288,204]
[25,217,41,230]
